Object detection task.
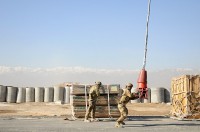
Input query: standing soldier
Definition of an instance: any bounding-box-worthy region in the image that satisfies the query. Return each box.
[115,83,139,128]
[84,81,102,122]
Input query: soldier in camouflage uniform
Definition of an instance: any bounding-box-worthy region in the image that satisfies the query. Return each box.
[115,83,139,128]
[84,81,101,122]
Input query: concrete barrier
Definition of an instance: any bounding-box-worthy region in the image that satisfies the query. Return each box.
[0,86,7,102]
[35,87,44,102]
[6,86,18,103]
[64,86,70,104]
[44,87,54,103]
[151,87,165,103]
[164,88,171,103]
[144,88,151,103]
[26,87,35,102]
[16,87,26,103]
[54,86,64,103]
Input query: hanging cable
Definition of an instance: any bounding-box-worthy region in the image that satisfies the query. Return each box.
[142,0,151,69]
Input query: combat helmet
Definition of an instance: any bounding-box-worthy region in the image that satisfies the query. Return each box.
[126,83,133,88]
[95,81,102,85]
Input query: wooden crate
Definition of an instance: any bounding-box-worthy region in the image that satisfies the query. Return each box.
[171,75,200,119]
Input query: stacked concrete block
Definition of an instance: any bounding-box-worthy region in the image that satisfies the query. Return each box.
[44,87,54,103]
[26,87,35,102]
[6,86,18,103]
[16,87,26,103]
[0,85,7,102]
[35,87,44,102]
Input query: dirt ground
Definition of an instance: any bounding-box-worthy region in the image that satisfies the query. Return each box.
[0,102,171,118]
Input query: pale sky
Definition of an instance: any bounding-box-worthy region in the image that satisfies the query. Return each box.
[0,0,200,88]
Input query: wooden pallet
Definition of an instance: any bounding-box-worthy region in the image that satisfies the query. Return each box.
[72,106,120,118]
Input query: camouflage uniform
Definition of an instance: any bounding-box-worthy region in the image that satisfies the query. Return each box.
[85,83,100,121]
[116,83,138,127]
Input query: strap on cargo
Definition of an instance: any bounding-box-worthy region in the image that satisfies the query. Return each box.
[85,85,88,112]
[107,85,112,118]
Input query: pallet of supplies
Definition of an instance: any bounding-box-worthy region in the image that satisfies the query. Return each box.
[70,84,121,118]
[171,75,200,120]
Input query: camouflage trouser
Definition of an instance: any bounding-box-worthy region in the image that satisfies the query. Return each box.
[85,101,96,120]
[116,104,128,123]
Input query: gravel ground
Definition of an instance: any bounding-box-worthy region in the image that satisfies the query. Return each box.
[0,103,199,132]
[0,116,200,132]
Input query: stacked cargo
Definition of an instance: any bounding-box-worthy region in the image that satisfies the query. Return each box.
[70,84,121,118]
[171,75,200,119]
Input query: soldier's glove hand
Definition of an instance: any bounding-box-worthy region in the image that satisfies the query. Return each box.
[130,92,139,100]
[134,92,139,99]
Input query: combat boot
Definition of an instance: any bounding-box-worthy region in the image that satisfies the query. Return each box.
[84,119,91,123]
[121,121,125,125]
[115,122,124,128]
[91,118,98,122]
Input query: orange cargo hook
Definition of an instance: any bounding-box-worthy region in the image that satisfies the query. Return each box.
[137,69,148,99]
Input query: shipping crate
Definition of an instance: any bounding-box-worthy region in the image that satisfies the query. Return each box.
[171,75,200,119]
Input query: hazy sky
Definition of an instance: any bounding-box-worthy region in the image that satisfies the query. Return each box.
[0,1,200,87]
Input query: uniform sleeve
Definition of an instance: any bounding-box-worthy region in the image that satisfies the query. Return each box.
[89,87,93,94]
[122,89,125,96]
[96,87,100,97]
[120,89,131,104]
[124,89,139,99]
[126,89,132,98]
[130,92,139,100]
